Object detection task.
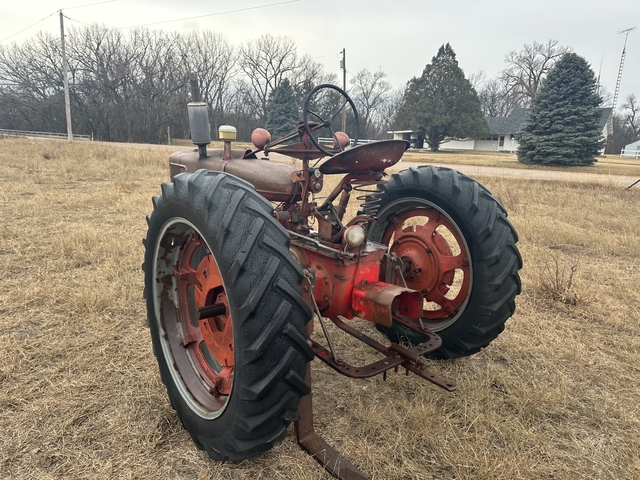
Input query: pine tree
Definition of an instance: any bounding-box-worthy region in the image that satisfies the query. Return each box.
[517,53,603,166]
[266,79,299,140]
[393,44,487,151]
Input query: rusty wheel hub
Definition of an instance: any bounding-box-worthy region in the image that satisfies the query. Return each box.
[382,207,471,325]
[175,232,234,397]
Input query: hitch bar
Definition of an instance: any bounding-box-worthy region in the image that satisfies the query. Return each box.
[296,318,457,480]
[311,317,456,392]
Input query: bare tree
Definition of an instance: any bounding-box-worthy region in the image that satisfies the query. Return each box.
[379,86,405,137]
[69,25,135,140]
[289,54,335,107]
[597,85,613,108]
[603,95,639,154]
[466,70,487,93]
[350,68,392,138]
[239,34,301,123]
[502,40,571,108]
[178,31,237,134]
[477,76,528,117]
[0,31,67,132]
[130,29,187,142]
[219,79,263,139]
[478,78,506,117]
[621,94,640,142]
[0,27,334,143]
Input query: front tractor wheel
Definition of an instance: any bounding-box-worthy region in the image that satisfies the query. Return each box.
[369,166,522,359]
[143,170,313,461]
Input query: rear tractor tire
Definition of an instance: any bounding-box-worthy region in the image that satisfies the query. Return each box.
[368,166,522,359]
[143,170,313,461]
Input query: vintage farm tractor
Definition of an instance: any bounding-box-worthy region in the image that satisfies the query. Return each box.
[143,84,522,479]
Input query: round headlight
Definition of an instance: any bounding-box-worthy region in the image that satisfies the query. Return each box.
[344,225,366,248]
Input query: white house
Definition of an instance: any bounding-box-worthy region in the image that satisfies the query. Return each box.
[621,139,640,158]
[390,107,612,153]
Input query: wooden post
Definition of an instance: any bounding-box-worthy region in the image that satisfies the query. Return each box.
[60,11,73,142]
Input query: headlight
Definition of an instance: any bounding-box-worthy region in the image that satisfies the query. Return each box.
[344,225,366,248]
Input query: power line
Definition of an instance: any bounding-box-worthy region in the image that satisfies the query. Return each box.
[0,1,117,44]
[117,0,300,29]
[62,0,118,11]
[1,0,300,45]
[312,53,340,59]
[0,12,57,43]
[63,14,92,27]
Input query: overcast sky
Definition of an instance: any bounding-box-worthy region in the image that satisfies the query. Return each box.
[2,0,639,110]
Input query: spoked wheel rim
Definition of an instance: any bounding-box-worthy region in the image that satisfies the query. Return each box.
[380,200,473,331]
[152,218,233,419]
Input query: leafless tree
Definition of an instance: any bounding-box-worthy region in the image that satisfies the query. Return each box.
[597,85,613,108]
[289,55,335,107]
[239,34,301,123]
[0,31,67,132]
[0,27,332,142]
[605,95,640,154]
[501,40,571,108]
[178,31,237,133]
[477,78,506,117]
[69,25,136,140]
[378,86,405,137]
[466,70,487,93]
[220,79,262,139]
[350,68,392,138]
[621,94,640,142]
[477,76,528,117]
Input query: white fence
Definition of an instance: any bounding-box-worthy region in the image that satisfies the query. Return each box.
[0,128,91,141]
[620,148,640,159]
[318,137,377,146]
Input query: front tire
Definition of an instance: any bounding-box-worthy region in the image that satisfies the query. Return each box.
[369,166,522,359]
[143,170,313,460]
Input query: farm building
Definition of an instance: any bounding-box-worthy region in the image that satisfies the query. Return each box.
[621,139,640,158]
[389,107,612,153]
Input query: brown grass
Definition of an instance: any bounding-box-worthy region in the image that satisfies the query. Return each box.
[1,138,640,479]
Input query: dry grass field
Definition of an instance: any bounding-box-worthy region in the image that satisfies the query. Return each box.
[1,138,639,480]
[396,149,640,178]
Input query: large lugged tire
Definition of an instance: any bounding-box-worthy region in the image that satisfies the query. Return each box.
[368,166,522,359]
[143,170,313,461]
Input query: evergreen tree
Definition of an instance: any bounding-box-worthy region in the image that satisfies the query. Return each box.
[266,79,299,140]
[517,53,603,166]
[393,44,487,151]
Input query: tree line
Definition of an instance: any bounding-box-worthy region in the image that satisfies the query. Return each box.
[1,27,638,153]
[0,26,398,143]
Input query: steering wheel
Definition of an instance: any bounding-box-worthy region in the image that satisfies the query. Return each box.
[303,84,360,157]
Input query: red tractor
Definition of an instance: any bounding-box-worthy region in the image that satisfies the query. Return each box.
[143,84,521,479]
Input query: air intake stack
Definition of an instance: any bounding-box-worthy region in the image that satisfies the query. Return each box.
[188,102,211,159]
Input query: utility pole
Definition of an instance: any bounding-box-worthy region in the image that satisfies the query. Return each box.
[60,11,73,141]
[340,48,346,132]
